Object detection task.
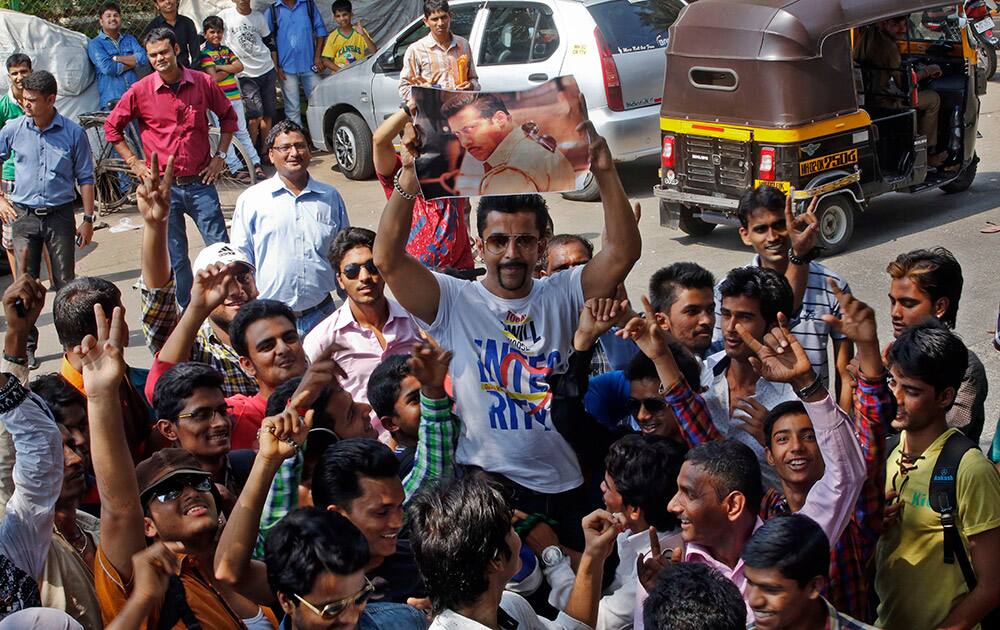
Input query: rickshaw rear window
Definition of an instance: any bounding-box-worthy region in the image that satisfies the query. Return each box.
[910,7,963,42]
[689,67,739,90]
[586,0,683,54]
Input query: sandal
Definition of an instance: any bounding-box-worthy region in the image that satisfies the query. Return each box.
[254,165,267,180]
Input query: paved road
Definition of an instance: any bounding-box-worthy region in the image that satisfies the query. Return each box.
[11,82,1000,447]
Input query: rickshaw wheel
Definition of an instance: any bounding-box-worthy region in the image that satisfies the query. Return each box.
[677,205,717,236]
[814,195,855,257]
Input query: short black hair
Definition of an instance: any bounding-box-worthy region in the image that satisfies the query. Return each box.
[625,343,701,391]
[888,321,968,399]
[332,0,353,13]
[152,362,225,422]
[719,266,793,327]
[762,400,808,448]
[686,439,763,513]
[367,354,411,419]
[649,262,715,314]
[229,299,297,358]
[605,435,684,531]
[441,92,510,122]
[643,563,747,630]
[737,185,785,229]
[329,226,376,272]
[312,438,400,509]
[423,0,450,17]
[98,1,121,16]
[53,277,122,348]
[545,234,594,270]
[476,195,550,237]
[743,514,830,587]
[203,15,224,32]
[886,247,963,329]
[266,376,343,436]
[5,53,31,71]
[408,474,513,614]
[144,26,178,49]
[22,70,57,98]
[265,507,370,601]
[266,119,307,153]
[30,374,87,425]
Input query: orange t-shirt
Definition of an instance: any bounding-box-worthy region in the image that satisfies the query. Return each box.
[95,544,245,629]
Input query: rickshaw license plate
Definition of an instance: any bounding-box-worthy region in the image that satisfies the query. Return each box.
[799,148,858,176]
[975,17,995,32]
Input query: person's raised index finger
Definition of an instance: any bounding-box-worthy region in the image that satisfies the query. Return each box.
[648,526,661,558]
[162,155,176,191]
[109,306,126,349]
[149,152,159,185]
[826,277,849,304]
[93,303,110,342]
[288,389,312,412]
[734,322,765,355]
[641,295,657,321]
[784,187,795,221]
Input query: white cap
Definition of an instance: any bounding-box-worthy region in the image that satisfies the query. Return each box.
[192,242,255,273]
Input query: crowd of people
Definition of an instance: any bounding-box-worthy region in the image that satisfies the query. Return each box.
[0,0,999,629]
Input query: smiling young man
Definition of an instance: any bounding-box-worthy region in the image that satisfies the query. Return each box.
[885,247,987,442]
[743,515,876,630]
[875,323,1000,630]
[373,120,641,546]
[88,2,147,109]
[304,227,420,411]
[232,120,350,336]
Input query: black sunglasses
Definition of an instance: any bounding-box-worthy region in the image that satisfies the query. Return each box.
[627,397,668,416]
[151,475,214,504]
[341,260,379,280]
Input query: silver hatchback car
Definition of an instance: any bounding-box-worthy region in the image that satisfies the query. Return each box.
[306,0,685,200]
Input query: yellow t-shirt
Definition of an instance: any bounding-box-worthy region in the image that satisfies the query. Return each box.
[321,28,370,67]
[875,428,1000,629]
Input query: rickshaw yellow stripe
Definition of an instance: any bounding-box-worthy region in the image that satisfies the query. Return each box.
[660,110,873,144]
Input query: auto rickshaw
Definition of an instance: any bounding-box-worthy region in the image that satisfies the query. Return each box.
[653,0,982,254]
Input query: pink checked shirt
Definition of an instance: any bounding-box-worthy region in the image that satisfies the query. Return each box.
[302,298,422,406]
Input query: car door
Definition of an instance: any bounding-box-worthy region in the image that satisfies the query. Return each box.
[473,1,566,92]
[369,4,483,125]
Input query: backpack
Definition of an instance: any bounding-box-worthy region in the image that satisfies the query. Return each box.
[269,0,318,42]
[886,431,1000,626]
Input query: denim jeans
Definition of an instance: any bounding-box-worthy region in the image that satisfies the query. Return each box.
[280,71,318,126]
[360,602,428,629]
[167,182,228,308]
[225,98,261,172]
[295,295,338,338]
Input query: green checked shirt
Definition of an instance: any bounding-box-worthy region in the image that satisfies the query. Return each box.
[0,91,24,181]
[253,392,459,558]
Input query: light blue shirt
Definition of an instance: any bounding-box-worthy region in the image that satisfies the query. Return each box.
[230,174,349,311]
[87,31,148,108]
[0,112,95,208]
[267,0,328,73]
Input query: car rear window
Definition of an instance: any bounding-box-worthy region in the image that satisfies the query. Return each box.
[587,0,685,54]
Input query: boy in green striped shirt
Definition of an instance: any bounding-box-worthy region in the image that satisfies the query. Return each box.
[0,53,31,275]
[200,16,264,180]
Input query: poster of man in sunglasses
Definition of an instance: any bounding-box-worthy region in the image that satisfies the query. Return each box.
[409,76,589,199]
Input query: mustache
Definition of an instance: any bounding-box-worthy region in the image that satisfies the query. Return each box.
[498,262,527,272]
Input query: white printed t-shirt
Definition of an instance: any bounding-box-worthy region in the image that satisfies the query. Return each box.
[218,8,275,78]
[420,266,585,493]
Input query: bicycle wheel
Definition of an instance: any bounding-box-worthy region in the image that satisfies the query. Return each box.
[209,127,257,210]
[80,112,141,214]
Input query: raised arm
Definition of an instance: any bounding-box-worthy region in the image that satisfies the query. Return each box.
[371,124,440,324]
[139,154,174,289]
[156,263,238,364]
[215,404,311,603]
[579,122,641,301]
[564,510,621,628]
[372,109,409,178]
[783,190,819,313]
[83,304,147,580]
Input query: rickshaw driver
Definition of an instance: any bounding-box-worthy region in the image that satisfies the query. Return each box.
[854,15,948,166]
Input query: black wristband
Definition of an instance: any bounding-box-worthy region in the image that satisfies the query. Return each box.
[787,248,808,265]
[2,352,27,366]
[0,374,28,412]
[795,374,823,399]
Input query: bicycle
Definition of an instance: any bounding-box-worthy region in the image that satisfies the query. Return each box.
[80,111,259,213]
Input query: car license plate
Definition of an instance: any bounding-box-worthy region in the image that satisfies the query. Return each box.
[975,17,995,33]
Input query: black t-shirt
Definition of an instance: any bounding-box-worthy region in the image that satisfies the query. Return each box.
[143,14,202,68]
[367,537,427,602]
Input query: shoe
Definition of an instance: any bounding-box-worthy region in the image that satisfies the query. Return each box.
[27,349,39,370]
[254,165,267,180]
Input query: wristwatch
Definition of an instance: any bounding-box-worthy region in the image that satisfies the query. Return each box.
[541,545,565,568]
[82,214,95,224]
[213,150,226,160]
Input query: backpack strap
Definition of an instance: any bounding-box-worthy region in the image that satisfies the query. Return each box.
[270,3,279,40]
[928,432,979,589]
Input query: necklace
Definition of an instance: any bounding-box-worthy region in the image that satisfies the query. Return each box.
[62,522,89,555]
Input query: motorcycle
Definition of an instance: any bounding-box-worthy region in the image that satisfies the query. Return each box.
[966,0,998,80]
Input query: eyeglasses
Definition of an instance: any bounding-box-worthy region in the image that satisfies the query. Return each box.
[341,260,379,280]
[627,397,668,417]
[484,233,539,256]
[176,405,232,424]
[294,578,375,619]
[271,142,310,155]
[151,475,214,504]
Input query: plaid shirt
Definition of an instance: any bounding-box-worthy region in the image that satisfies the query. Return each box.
[761,373,890,622]
[664,379,724,446]
[252,393,458,558]
[138,275,258,397]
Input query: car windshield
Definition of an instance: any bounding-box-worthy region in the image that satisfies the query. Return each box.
[587,0,686,54]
